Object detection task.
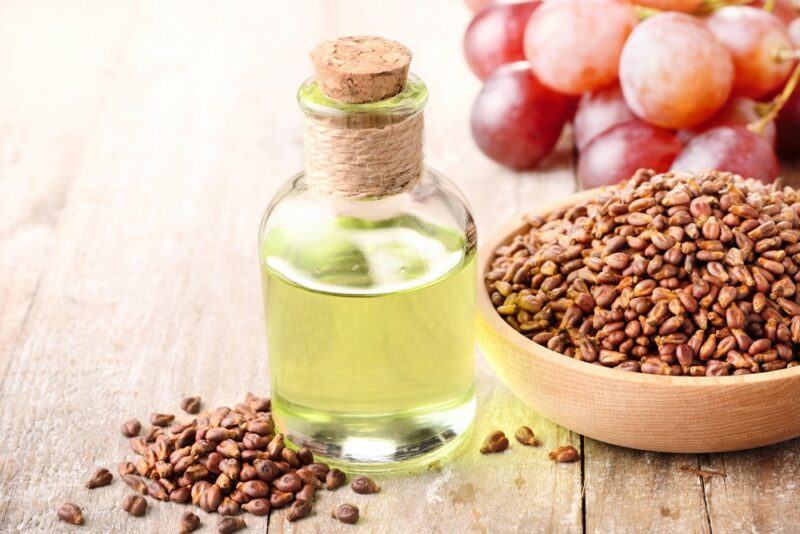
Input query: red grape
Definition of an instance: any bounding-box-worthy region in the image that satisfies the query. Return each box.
[633,0,702,12]
[777,86,800,157]
[464,1,541,81]
[680,97,777,147]
[751,0,798,25]
[790,18,800,45]
[573,83,636,151]
[671,126,779,183]
[471,62,573,170]
[523,0,636,95]
[578,120,682,189]
[620,13,734,130]
[707,6,794,100]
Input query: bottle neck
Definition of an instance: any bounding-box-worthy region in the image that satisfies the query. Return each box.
[297,75,428,199]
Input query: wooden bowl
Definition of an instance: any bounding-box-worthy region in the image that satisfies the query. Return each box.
[477,188,800,453]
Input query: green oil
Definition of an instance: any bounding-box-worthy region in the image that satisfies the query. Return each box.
[260,214,476,470]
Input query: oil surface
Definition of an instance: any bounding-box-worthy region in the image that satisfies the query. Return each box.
[261,214,476,468]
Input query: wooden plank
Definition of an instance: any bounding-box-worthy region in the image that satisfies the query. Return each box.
[584,442,711,534]
[0,1,318,531]
[702,441,800,533]
[0,4,147,526]
[0,0,136,378]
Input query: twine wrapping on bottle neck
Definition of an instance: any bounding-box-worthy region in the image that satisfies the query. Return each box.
[303,112,424,198]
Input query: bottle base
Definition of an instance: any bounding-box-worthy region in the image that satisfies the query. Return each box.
[273,390,475,473]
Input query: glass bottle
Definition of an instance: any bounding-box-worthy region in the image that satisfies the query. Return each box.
[258,36,476,471]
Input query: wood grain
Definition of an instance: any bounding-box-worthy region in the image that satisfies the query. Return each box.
[584,442,711,534]
[2,1,800,533]
[702,440,800,532]
[0,1,307,532]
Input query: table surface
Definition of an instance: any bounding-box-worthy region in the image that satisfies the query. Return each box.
[3,1,800,533]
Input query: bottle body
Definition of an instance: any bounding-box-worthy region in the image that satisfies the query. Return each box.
[259,168,476,469]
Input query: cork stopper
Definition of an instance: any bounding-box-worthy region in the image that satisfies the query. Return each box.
[310,36,412,104]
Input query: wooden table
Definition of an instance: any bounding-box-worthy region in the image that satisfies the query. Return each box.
[2,1,800,532]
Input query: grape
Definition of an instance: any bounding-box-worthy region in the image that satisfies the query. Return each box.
[790,18,800,45]
[633,0,702,12]
[619,13,734,129]
[680,97,777,147]
[471,62,573,170]
[578,120,682,189]
[707,6,794,100]
[671,126,779,183]
[573,83,636,151]
[777,86,800,157]
[464,1,541,80]
[751,0,798,25]
[523,0,637,95]
[464,0,494,13]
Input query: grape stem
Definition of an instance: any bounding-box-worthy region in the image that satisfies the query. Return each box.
[775,49,800,62]
[749,57,800,135]
[697,0,751,15]
[696,0,792,13]
[632,5,660,19]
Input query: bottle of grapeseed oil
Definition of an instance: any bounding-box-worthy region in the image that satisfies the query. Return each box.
[258,36,476,470]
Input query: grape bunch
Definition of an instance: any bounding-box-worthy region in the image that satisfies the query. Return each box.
[464,0,800,187]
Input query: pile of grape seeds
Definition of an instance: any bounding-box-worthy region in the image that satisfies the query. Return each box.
[486,170,800,376]
[57,394,581,531]
[57,393,372,532]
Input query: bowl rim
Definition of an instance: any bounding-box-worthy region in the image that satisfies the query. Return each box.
[477,186,800,388]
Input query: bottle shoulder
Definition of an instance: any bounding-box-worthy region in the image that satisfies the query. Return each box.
[259,168,476,296]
